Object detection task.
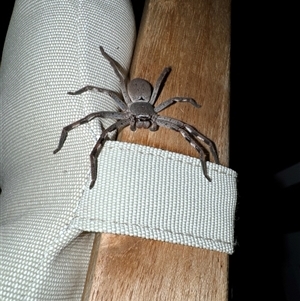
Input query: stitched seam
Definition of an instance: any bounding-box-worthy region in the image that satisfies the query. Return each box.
[72,217,233,246]
[104,142,237,178]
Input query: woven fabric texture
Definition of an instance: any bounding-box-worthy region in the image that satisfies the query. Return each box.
[73,141,237,253]
[0,0,135,299]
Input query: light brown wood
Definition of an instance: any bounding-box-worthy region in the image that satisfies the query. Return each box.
[82,0,230,300]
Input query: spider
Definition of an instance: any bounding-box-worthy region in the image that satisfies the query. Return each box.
[54,46,219,189]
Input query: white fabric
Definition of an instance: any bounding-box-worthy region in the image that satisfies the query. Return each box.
[74,141,237,253]
[0,0,237,300]
[0,0,135,299]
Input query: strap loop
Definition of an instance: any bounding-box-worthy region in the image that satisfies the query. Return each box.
[73,141,238,254]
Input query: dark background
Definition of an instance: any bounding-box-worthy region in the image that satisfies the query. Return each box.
[230,2,299,301]
[1,2,299,300]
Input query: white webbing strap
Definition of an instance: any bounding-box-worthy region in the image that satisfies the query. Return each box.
[72,140,237,254]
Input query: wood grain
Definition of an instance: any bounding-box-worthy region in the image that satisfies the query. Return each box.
[82,0,230,300]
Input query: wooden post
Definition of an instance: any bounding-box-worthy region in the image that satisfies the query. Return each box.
[82,0,230,300]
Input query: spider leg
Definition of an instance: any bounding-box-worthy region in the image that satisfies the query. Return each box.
[149,67,171,105]
[154,97,200,113]
[68,85,128,111]
[184,123,219,164]
[53,111,127,154]
[100,46,132,106]
[156,116,219,181]
[89,119,130,189]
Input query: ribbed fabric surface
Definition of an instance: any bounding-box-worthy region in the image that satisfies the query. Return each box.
[0,1,135,299]
[73,141,237,253]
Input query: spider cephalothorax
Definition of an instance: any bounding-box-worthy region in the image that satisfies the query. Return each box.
[54,46,219,189]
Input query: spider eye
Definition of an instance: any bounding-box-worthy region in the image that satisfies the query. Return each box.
[128,78,152,102]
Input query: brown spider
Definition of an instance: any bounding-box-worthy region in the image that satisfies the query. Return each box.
[54,46,219,189]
